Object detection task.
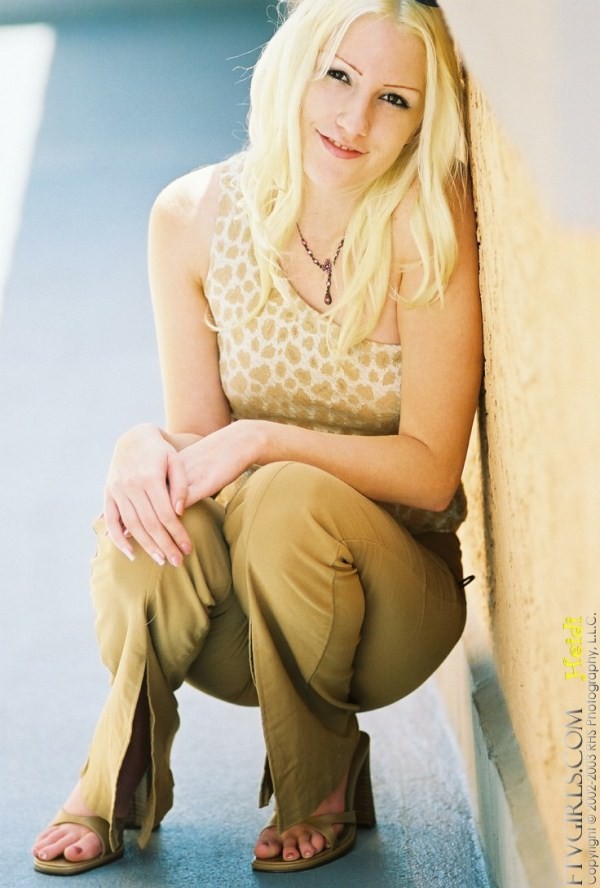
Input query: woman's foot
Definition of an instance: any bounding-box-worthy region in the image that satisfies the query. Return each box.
[32,783,103,865]
[33,678,152,867]
[254,769,349,863]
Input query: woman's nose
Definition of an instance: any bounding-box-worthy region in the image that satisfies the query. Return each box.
[336,97,370,138]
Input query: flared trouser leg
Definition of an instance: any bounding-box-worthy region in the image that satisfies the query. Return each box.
[223,462,467,834]
[79,496,256,851]
[79,459,466,850]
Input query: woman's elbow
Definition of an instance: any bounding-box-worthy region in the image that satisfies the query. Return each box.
[423,473,461,513]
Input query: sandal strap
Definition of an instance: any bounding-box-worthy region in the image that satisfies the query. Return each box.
[51,809,111,854]
[259,809,356,848]
[261,808,356,831]
[297,811,357,848]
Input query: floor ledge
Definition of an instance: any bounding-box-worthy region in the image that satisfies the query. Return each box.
[434,608,560,888]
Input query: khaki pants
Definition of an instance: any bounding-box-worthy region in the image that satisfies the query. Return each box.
[80,461,466,850]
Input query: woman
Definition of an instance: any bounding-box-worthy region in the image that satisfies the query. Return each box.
[33,0,481,875]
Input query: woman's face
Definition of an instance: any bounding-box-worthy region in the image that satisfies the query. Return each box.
[300,15,427,194]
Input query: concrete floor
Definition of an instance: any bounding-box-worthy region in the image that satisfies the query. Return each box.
[0,6,492,886]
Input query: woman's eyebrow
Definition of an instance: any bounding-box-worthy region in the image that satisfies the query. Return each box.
[335,53,363,76]
[334,54,422,95]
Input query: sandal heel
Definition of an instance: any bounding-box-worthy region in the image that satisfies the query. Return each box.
[124,771,160,832]
[123,772,148,829]
[355,746,376,828]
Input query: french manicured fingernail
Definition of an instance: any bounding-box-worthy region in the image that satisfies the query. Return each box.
[152,552,165,567]
[121,546,135,562]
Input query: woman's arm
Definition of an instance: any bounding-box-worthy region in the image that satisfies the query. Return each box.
[110,167,480,562]
[178,177,482,512]
[103,164,233,563]
[148,164,232,438]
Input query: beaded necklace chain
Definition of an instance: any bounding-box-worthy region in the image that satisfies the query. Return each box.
[296,225,345,306]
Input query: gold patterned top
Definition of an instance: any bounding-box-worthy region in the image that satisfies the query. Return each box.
[206,154,467,534]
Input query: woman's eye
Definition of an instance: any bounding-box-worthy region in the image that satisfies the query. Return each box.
[326,68,350,85]
[382,92,409,110]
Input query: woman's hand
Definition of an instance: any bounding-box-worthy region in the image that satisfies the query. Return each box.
[178,420,262,508]
[103,423,193,566]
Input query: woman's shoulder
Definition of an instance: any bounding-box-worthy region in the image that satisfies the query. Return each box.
[152,152,245,218]
[149,154,243,281]
[390,170,473,267]
[151,161,222,228]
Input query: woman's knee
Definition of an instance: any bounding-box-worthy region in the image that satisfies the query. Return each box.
[225,461,353,551]
[224,463,365,682]
[90,514,161,618]
[224,462,364,606]
[91,499,228,605]
[178,498,232,604]
[247,460,343,506]
[90,500,231,664]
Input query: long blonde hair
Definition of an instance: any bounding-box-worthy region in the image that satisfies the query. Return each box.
[239,0,467,354]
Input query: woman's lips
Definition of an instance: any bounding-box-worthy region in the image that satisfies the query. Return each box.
[318,131,365,159]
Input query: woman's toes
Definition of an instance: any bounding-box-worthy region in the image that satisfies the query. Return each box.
[254,821,332,862]
[308,828,328,854]
[254,827,282,860]
[298,835,317,859]
[33,829,69,861]
[33,826,102,863]
[282,831,308,862]
[63,831,102,862]
[254,840,279,860]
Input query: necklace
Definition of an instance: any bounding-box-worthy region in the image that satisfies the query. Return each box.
[296,225,345,306]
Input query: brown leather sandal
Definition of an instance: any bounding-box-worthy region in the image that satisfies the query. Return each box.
[252,731,376,873]
[33,809,124,876]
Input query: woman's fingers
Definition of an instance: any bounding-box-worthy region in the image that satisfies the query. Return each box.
[101,424,201,564]
[166,450,191,518]
[103,497,135,561]
[104,486,190,567]
[146,481,192,560]
[116,493,183,567]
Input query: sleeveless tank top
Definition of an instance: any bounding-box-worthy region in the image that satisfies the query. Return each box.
[205,154,467,534]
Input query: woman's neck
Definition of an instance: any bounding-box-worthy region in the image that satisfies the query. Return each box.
[297,183,358,253]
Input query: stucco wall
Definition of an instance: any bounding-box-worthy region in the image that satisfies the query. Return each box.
[459,79,600,885]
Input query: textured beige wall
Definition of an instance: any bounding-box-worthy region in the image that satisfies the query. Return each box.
[460,79,600,883]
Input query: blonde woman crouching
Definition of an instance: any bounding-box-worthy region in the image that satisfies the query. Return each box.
[33,0,481,875]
